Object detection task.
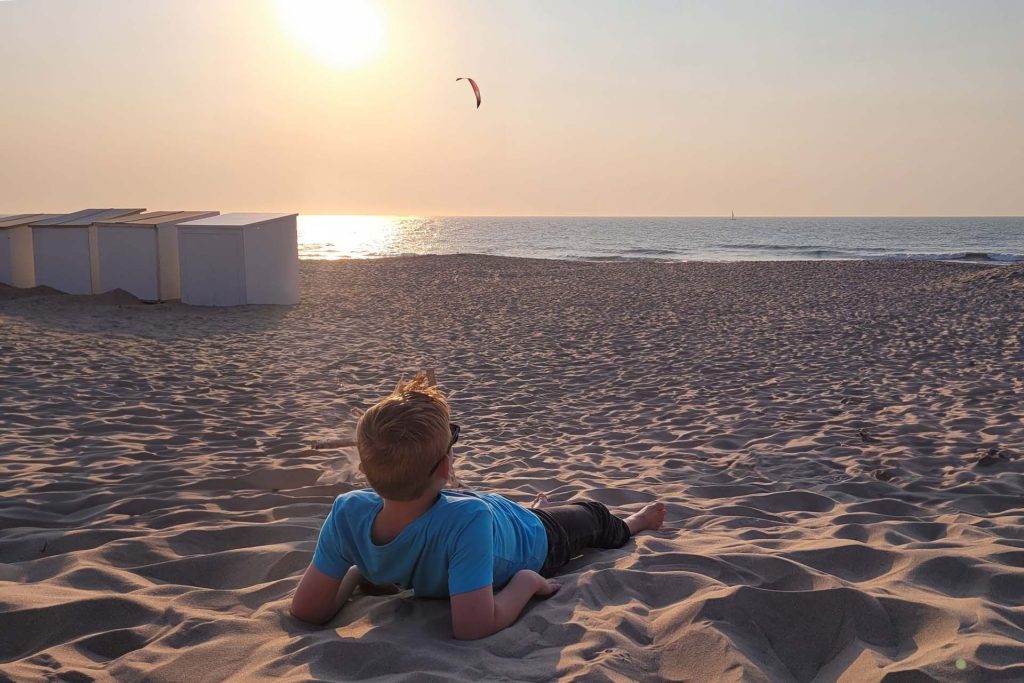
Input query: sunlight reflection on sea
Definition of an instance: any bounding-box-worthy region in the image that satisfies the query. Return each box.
[296,215,1024,263]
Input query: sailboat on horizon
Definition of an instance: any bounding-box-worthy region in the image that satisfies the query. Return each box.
[730,210,736,220]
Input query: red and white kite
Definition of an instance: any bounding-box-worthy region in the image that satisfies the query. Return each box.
[456,77,481,108]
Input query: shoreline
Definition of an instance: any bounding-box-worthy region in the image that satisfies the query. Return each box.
[297,252,1024,266]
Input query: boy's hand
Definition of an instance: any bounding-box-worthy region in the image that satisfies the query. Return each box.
[534,575,561,598]
[450,570,560,640]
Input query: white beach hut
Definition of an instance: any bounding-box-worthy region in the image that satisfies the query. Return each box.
[31,209,145,294]
[93,211,220,301]
[177,213,299,306]
[0,213,58,288]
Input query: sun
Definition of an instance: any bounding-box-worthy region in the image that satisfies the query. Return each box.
[275,0,386,69]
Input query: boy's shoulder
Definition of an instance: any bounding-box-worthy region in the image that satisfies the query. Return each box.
[330,489,381,516]
[440,489,491,509]
[438,490,497,522]
[327,489,496,526]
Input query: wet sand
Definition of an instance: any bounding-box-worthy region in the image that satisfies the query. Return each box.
[1,257,1023,682]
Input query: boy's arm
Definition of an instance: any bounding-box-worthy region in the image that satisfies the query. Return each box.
[290,564,362,625]
[450,569,560,640]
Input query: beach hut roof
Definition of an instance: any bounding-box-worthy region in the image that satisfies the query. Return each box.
[32,209,145,227]
[179,212,297,227]
[30,209,109,226]
[0,213,60,229]
[97,211,220,227]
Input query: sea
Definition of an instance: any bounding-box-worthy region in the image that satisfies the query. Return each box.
[297,216,1024,264]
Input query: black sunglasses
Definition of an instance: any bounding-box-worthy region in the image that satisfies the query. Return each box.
[428,423,460,476]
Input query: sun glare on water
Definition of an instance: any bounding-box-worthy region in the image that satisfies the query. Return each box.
[275,0,386,68]
[298,215,411,259]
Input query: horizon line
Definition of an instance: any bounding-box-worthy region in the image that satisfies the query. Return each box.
[6,210,1023,220]
[296,213,1024,219]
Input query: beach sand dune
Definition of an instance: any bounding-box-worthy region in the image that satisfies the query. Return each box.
[1,258,1022,682]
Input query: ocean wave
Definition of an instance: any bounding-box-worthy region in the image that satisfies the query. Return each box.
[577,255,679,262]
[716,247,1024,263]
[719,243,891,253]
[720,243,823,251]
[877,252,1024,263]
[619,247,683,256]
[793,249,861,259]
[703,247,863,260]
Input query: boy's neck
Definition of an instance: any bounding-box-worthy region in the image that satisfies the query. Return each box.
[379,489,442,525]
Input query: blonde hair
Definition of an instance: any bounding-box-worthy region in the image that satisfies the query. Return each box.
[356,373,451,501]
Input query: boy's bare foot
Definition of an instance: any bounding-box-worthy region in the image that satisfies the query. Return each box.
[531,493,551,509]
[625,502,666,535]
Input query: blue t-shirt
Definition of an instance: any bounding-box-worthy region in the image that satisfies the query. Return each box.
[312,489,548,598]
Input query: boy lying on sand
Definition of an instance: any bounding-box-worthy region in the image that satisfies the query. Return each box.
[290,374,665,639]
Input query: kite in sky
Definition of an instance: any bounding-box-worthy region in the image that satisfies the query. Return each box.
[456,77,481,108]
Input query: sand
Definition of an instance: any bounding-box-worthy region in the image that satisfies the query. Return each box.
[1,257,1023,682]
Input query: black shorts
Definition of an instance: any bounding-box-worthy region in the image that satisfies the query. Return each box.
[529,501,631,577]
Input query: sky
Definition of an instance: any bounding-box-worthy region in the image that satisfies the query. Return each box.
[1,0,1022,216]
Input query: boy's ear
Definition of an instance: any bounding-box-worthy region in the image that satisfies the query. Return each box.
[434,451,451,480]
